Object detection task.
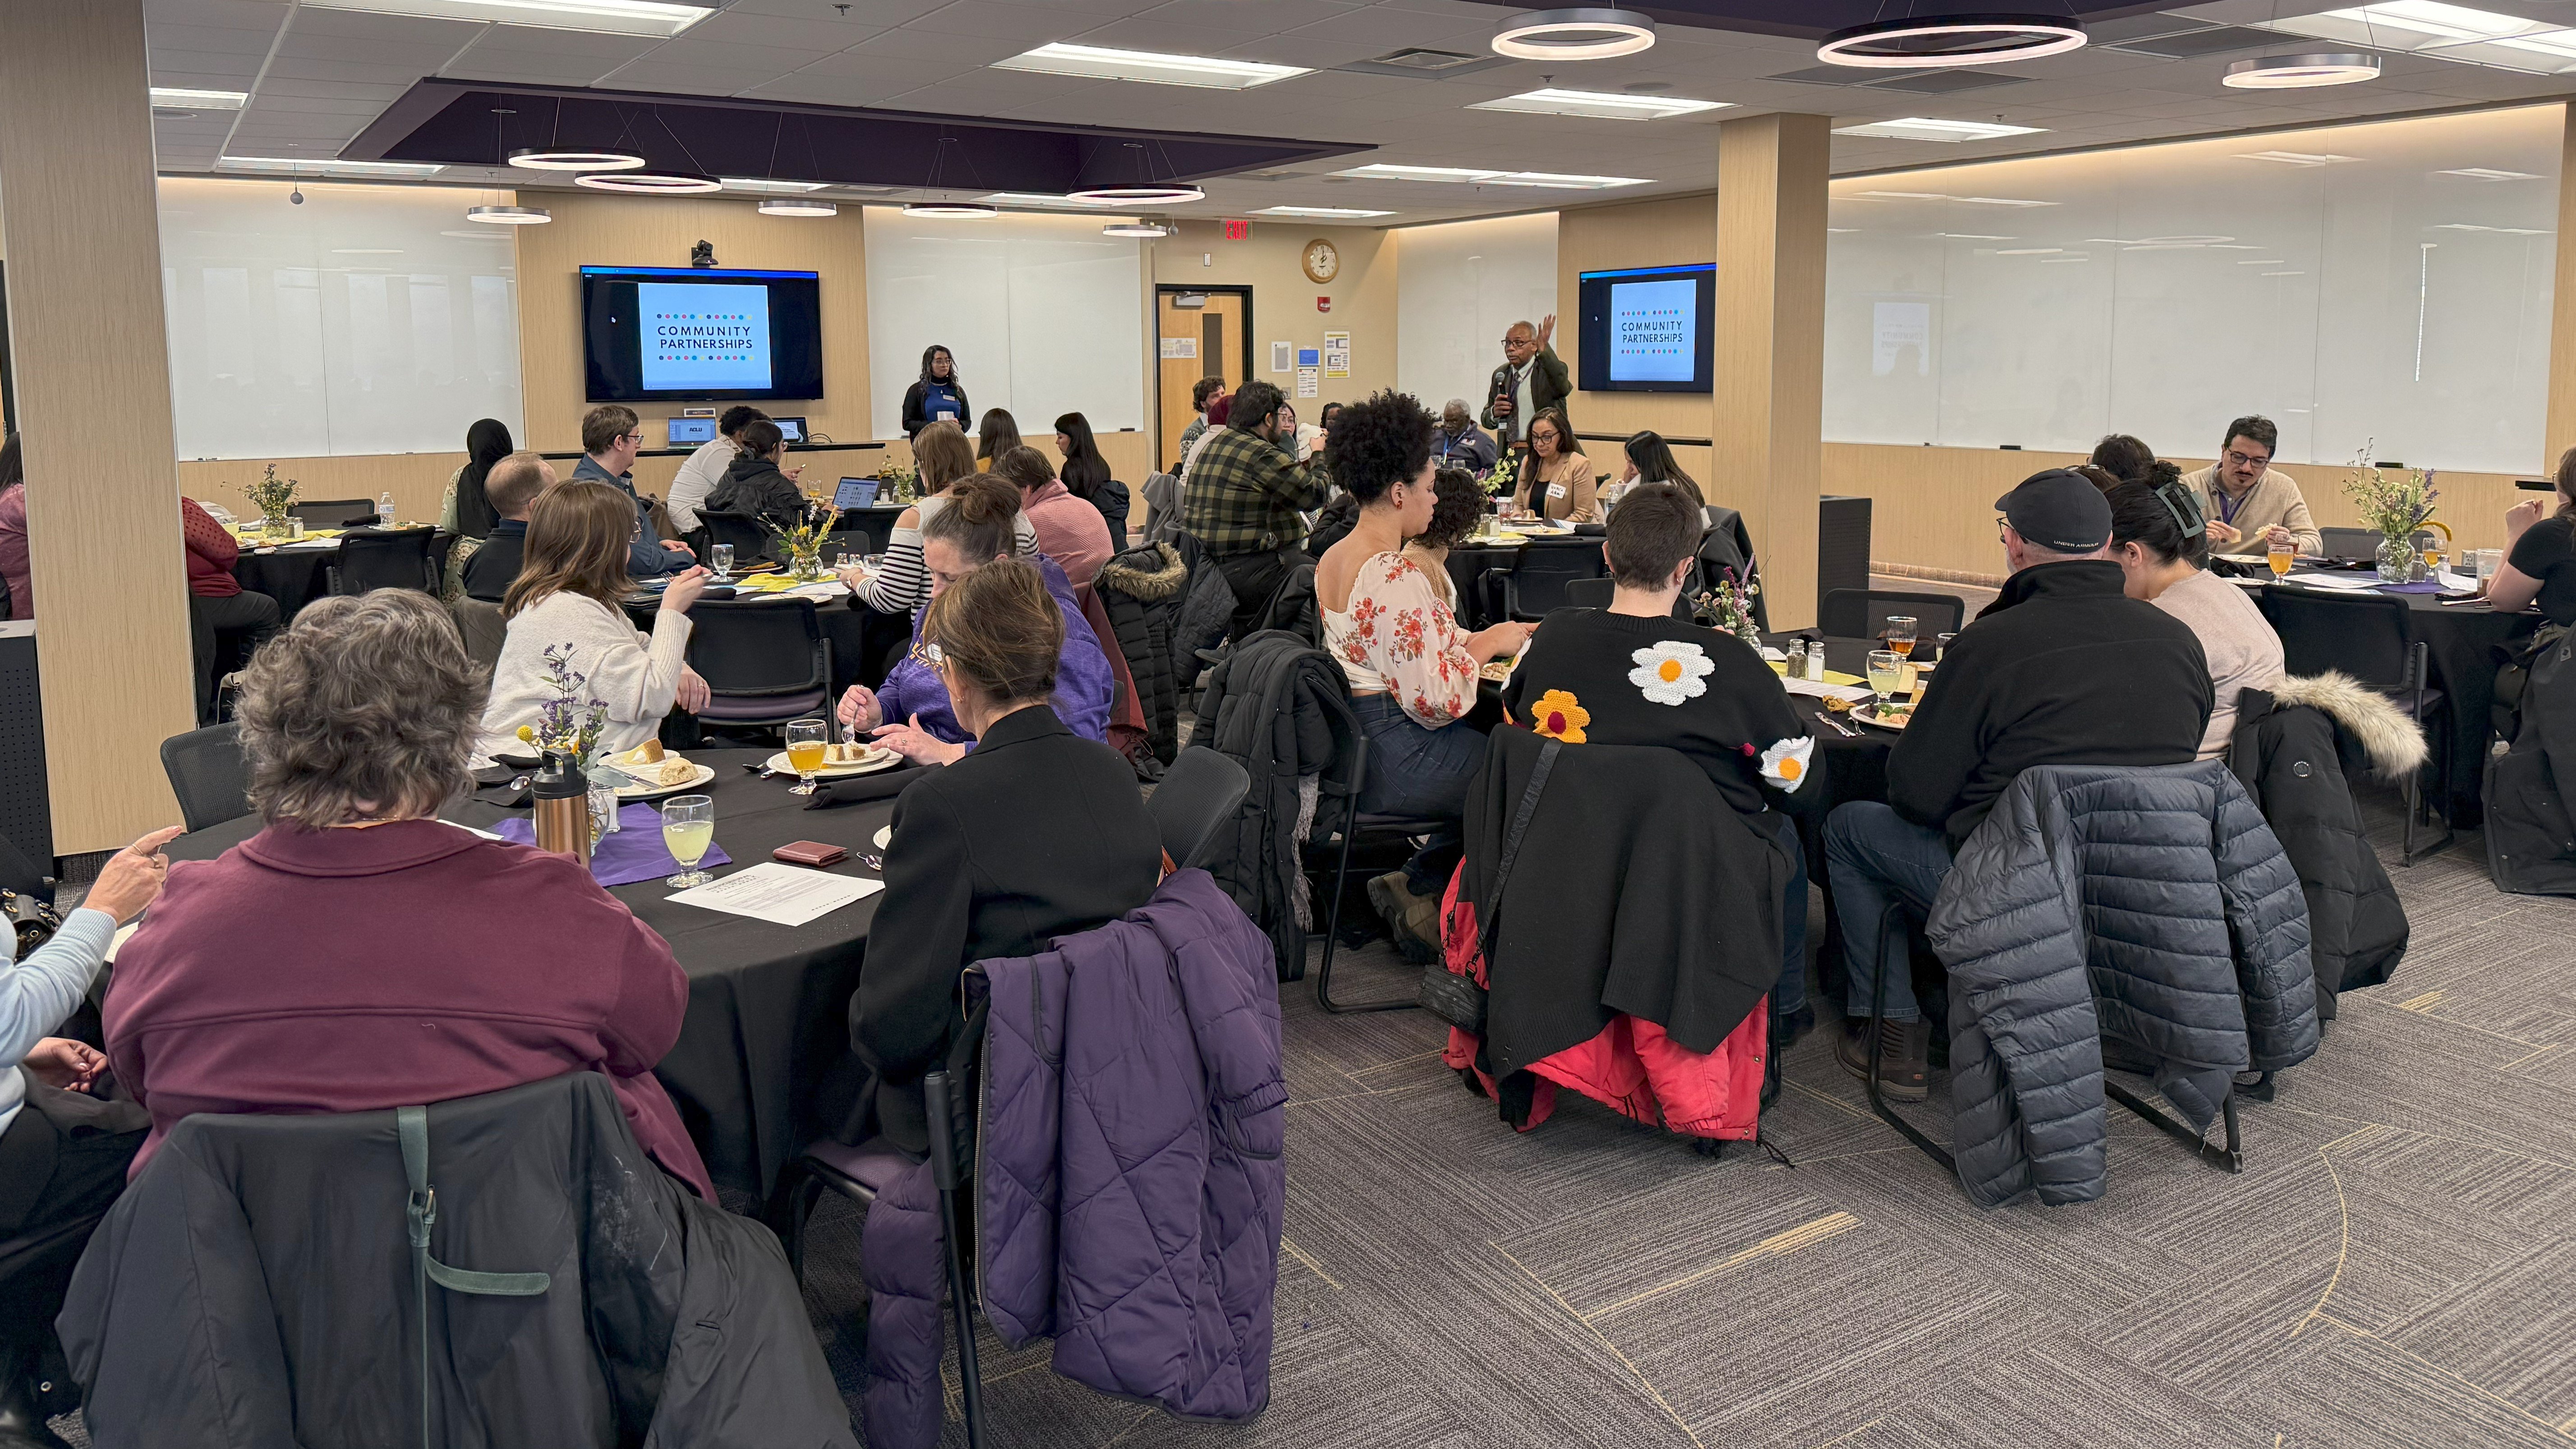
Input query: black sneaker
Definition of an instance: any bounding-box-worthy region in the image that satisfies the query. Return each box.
[1770,1005,1816,1051]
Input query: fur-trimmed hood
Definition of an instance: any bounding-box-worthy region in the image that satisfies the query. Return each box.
[1098,541,1187,602]
[2268,672,2428,778]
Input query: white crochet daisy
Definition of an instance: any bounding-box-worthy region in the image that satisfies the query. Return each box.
[1758,736,1815,794]
[1628,639,1714,706]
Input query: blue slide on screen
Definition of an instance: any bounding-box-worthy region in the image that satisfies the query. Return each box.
[639,282,772,392]
[1608,278,1697,384]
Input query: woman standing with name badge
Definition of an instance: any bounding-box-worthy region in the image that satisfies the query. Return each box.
[901,345,970,440]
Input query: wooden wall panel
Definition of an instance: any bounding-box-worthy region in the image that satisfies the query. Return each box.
[0,0,196,852]
[1555,194,1716,449]
[2546,104,2576,473]
[512,193,871,455]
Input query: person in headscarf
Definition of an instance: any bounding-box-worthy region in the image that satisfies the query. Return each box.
[441,418,514,600]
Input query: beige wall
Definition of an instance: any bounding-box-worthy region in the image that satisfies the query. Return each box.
[1146,219,1395,467]
[1555,194,1719,487]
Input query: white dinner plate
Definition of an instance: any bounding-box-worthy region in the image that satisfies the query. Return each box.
[766,747,903,779]
[874,825,892,850]
[616,761,716,799]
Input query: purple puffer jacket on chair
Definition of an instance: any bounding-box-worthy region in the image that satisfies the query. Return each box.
[861,869,1287,1449]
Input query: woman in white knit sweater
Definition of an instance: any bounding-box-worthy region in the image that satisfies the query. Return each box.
[476,479,711,764]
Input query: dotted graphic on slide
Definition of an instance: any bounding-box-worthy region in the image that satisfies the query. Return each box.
[639,281,773,392]
[1608,277,1696,384]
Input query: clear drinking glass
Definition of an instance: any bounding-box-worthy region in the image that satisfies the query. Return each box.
[709,543,734,580]
[2476,548,2505,591]
[661,795,715,888]
[1934,631,1957,663]
[1882,615,1918,658]
[1866,649,1904,701]
[2268,540,2295,578]
[784,718,828,796]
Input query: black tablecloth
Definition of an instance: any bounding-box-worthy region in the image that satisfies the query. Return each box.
[1446,542,1527,629]
[163,747,912,1200]
[231,542,337,618]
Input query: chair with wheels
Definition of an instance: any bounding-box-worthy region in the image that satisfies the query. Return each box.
[1147,746,1250,871]
[2259,586,2448,863]
[159,721,252,832]
[1479,536,1608,624]
[327,527,439,596]
[1819,588,1965,642]
[698,510,775,569]
[683,598,833,730]
[289,498,377,530]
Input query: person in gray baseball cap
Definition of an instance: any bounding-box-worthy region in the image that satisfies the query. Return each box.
[1821,467,2214,1100]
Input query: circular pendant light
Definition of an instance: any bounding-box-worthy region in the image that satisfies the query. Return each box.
[508,146,645,171]
[2223,52,2382,87]
[1065,184,1205,205]
[757,197,838,216]
[575,170,721,194]
[1103,219,1172,238]
[1492,7,1656,60]
[903,201,998,218]
[1817,13,2087,68]
[465,203,552,225]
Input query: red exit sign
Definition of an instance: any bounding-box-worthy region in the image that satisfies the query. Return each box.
[1220,218,1251,241]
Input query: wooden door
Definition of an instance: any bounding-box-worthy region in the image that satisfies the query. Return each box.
[1157,288,1247,470]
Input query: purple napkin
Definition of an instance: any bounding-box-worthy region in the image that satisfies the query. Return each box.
[496,802,733,888]
[2378,580,2447,594]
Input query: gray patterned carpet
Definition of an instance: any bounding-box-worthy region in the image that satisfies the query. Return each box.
[790,790,2576,1449]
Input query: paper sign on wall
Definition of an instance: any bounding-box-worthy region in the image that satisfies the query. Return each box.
[1297,348,1320,368]
[1270,340,1293,373]
[1322,330,1350,379]
[1296,367,1320,399]
[1872,302,1931,377]
[1159,336,1197,360]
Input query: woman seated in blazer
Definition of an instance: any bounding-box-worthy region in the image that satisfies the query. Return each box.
[702,419,805,530]
[849,557,1162,1155]
[1509,407,1600,524]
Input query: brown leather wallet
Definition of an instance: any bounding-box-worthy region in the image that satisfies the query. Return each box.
[771,840,850,868]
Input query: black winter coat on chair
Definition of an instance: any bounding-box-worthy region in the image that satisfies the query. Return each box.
[2227,672,2420,1018]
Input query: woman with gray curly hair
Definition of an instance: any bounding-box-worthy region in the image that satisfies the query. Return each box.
[106,590,715,1200]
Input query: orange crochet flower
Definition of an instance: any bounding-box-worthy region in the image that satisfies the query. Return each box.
[1531,689,1589,744]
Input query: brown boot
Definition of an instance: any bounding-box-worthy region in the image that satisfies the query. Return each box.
[1366,871,1443,964]
[1835,1018,1931,1102]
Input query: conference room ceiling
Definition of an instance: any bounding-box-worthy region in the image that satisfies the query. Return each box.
[142,0,2576,226]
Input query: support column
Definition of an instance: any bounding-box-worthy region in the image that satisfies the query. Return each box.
[1712,113,1831,631]
[0,0,196,853]
[2544,104,2576,469]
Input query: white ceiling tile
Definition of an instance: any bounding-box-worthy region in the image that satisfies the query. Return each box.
[684,9,887,51]
[147,21,286,56]
[902,1,1094,44]
[846,25,1020,63]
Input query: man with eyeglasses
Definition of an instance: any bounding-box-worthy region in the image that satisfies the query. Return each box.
[2178,415,2322,556]
[572,403,696,580]
[1481,315,1570,451]
[1433,399,1498,474]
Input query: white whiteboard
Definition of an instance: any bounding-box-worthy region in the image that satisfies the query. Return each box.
[862,209,1144,439]
[1823,105,2558,474]
[1396,212,1558,414]
[158,178,524,459]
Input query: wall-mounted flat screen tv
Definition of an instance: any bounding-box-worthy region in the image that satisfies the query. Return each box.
[1576,262,1716,393]
[581,265,823,402]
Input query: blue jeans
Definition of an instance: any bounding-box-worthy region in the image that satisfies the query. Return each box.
[1349,693,1486,896]
[1824,802,1955,1023]
[1766,811,1810,1017]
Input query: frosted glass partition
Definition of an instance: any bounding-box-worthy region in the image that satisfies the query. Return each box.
[1395,212,1559,413]
[1824,105,2561,474]
[158,179,524,460]
[862,209,1144,439]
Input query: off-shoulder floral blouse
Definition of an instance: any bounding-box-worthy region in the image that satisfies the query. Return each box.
[1322,551,1480,729]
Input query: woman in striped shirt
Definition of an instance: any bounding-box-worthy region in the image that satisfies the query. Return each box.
[841,420,1034,615]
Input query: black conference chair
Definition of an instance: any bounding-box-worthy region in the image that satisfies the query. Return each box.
[449,597,507,675]
[698,510,776,568]
[2318,527,2381,563]
[1561,577,1693,618]
[1310,699,1446,1015]
[159,721,252,832]
[1819,588,1966,642]
[1481,537,1608,623]
[327,526,438,596]
[683,598,832,730]
[1148,746,1250,872]
[2259,587,2449,864]
[289,498,377,530]
[773,1043,989,1448]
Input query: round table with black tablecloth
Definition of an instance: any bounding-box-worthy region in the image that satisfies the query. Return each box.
[161,747,912,1201]
[1444,541,1527,630]
[230,539,339,619]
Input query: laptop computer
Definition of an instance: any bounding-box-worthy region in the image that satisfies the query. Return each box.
[833,477,880,509]
[772,416,807,443]
[666,417,715,446]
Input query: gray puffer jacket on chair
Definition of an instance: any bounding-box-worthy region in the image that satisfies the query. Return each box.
[1928,760,2319,1209]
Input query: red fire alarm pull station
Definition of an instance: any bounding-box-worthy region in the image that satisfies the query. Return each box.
[1317,296,1333,313]
[1220,218,1251,241]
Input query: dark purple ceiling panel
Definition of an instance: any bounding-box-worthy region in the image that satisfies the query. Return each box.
[341,78,1371,190]
[1458,0,2180,42]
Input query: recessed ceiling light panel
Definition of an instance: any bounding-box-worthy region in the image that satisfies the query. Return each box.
[511,146,645,171]
[1468,87,1729,120]
[2223,52,2382,87]
[727,178,830,194]
[465,204,552,224]
[1252,205,1396,218]
[1102,220,1173,237]
[575,170,720,193]
[2438,167,2541,180]
[302,0,711,38]
[1819,14,2087,68]
[2234,150,2361,166]
[991,41,1308,89]
[1331,162,1646,189]
[1833,117,2046,142]
[1491,8,1657,60]
[216,155,445,178]
[758,198,837,217]
[150,87,248,110]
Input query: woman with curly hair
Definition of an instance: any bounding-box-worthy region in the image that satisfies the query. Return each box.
[1400,466,1487,612]
[106,590,716,1200]
[1316,391,1536,956]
